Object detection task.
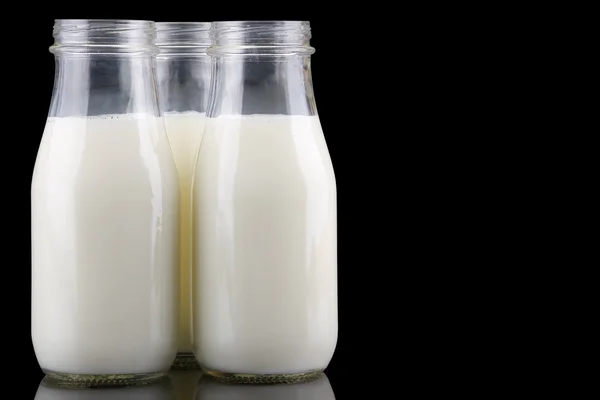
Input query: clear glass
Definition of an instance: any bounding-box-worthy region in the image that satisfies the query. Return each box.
[31,20,179,387]
[34,376,174,398]
[195,373,335,398]
[169,370,204,398]
[155,22,211,371]
[192,21,338,384]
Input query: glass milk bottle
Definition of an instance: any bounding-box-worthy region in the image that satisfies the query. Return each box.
[192,21,338,384]
[155,22,211,370]
[31,19,179,387]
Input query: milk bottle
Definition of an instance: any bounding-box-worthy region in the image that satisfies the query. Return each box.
[31,19,179,387]
[155,22,211,370]
[192,21,338,384]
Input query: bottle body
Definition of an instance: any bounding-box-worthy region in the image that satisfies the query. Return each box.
[155,22,211,370]
[31,20,179,386]
[194,116,337,380]
[192,21,337,384]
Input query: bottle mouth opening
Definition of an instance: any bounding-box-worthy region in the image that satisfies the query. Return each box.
[51,19,157,53]
[155,21,212,48]
[53,19,155,34]
[210,20,310,29]
[209,21,313,55]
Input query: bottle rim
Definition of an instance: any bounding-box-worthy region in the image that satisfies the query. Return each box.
[208,20,315,56]
[155,22,212,54]
[50,19,158,55]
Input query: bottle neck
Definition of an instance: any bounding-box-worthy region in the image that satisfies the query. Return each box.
[154,22,212,115]
[49,54,160,118]
[206,21,317,118]
[48,20,160,119]
[156,53,212,114]
[207,54,317,118]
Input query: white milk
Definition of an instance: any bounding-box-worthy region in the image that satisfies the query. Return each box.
[192,114,338,375]
[31,114,179,376]
[163,111,206,354]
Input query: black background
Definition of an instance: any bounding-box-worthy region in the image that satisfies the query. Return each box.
[14,11,374,399]
[4,6,527,396]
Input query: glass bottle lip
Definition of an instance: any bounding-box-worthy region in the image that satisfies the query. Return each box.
[155,22,211,57]
[50,19,158,55]
[54,18,154,24]
[155,22,211,47]
[210,20,310,29]
[208,20,315,56]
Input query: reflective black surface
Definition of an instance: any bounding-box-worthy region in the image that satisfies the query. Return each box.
[32,370,337,399]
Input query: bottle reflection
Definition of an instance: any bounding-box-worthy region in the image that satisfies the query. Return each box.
[169,370,203,399]
[34,376,175,399]
[195,373,335,400]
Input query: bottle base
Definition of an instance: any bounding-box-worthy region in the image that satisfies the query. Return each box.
[171,352,201,370]
[204,369,324,384]
[42,369,166,388]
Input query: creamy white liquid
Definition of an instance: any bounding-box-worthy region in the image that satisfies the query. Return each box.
[163,111,206,354]
[195,373,335,400]
[192,114,338,375]
[31,114,179,375]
